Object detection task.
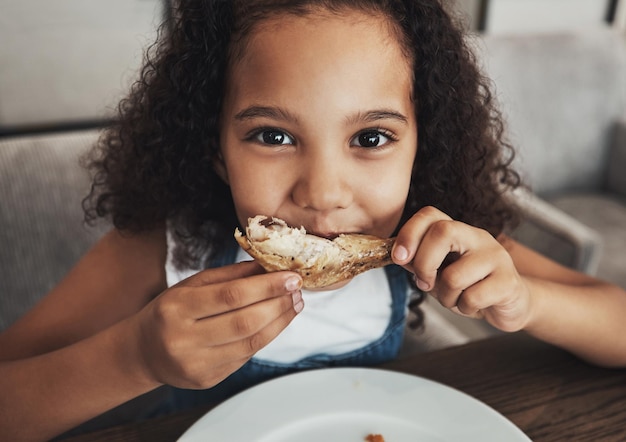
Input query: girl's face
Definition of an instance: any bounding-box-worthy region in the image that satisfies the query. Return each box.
[219,9,417,240]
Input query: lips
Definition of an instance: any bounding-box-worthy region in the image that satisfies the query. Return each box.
[279,218,363,240]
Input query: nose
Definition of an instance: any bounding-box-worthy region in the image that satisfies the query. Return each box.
[291,151,353,211]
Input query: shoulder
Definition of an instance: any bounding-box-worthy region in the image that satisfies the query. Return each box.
[96,227,168,296]
[54,226,169,310]
[101,226,167,260]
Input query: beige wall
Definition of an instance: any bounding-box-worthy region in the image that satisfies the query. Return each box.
[0,0,163,130]
[0,0,622,131]
[485,0,610,34]
[446,0,621,34]
[616,0,626,31]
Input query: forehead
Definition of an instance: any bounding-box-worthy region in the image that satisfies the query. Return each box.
[225,9,414,102]
[229,6,410,58]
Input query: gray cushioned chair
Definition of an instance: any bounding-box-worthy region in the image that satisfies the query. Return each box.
[409,26,626,344]
[0,129,108,331]
[476,25,626,287]
[0,129,169,436]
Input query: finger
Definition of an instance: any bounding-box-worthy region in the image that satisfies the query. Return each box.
[176,271,303,319]
[145,293,302,389]
[177,261,266,288]
[434,251,496,309]
[194,290,303,345]
[457,271,527,332]
[392,206,452,268]
[212,302,303,360]
[415,221,495,291]
[449,305,484,320]
[454,281,497,317]
[411,219,469,290]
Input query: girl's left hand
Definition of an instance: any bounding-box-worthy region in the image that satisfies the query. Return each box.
[392,206,532,332]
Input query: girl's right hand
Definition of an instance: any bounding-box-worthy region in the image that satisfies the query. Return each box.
[131,261,303,390]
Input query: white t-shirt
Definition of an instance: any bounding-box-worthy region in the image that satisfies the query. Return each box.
[164,233,393,364]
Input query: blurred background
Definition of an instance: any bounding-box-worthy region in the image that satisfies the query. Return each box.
[0,1,625,334]
[0,0,623,136]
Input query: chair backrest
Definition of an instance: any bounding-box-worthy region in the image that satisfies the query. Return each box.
[475,26,626,195]
[0,129,108,331]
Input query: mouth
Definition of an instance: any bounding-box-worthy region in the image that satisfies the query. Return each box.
[312,232,342,240]
[264,217,359,241]
[235,215,395,289]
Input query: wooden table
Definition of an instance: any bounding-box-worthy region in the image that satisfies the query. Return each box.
[61,332,626,441]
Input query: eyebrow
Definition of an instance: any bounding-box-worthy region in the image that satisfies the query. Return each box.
[346,109,409,125]
[234,106,299,123]
[234,106,409,125]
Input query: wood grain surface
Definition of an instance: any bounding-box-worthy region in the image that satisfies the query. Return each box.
[60,332,626,442]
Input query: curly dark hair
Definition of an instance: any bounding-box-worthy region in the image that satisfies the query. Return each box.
[83,0,520,270]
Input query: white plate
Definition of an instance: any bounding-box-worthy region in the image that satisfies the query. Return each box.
[178,367,531,442]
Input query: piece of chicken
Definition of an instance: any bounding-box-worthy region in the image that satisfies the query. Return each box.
[234,215,395,289]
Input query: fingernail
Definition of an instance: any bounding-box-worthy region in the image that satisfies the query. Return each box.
[414,275,430,291]
[285,276,302,292]
[292,292,304,313]
[393,245,409,262]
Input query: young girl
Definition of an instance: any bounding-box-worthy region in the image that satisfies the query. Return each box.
[2,0,626,440]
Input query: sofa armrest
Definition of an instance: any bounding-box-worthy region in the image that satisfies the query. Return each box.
[0,129,108,331]
[506,188,603,275]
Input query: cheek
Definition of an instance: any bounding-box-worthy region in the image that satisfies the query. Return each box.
[373,175,411,224]
[225,160,289,221]
[357,160,414,235]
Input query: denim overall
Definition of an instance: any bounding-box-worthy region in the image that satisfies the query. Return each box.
[160,242,409,413]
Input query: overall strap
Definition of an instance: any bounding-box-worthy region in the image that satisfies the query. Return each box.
[206,239,240,269]
[384,263,410,325]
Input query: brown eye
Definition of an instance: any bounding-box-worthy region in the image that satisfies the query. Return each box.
[256,130,294,145]
[351,130,391,148]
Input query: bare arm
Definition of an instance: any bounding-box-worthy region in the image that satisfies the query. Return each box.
[503,237,626,368]
[0,317,163,441]
[392,206,626,369]
[0,228,168,360]
[0,228,168,441]
[0,227,303,441]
